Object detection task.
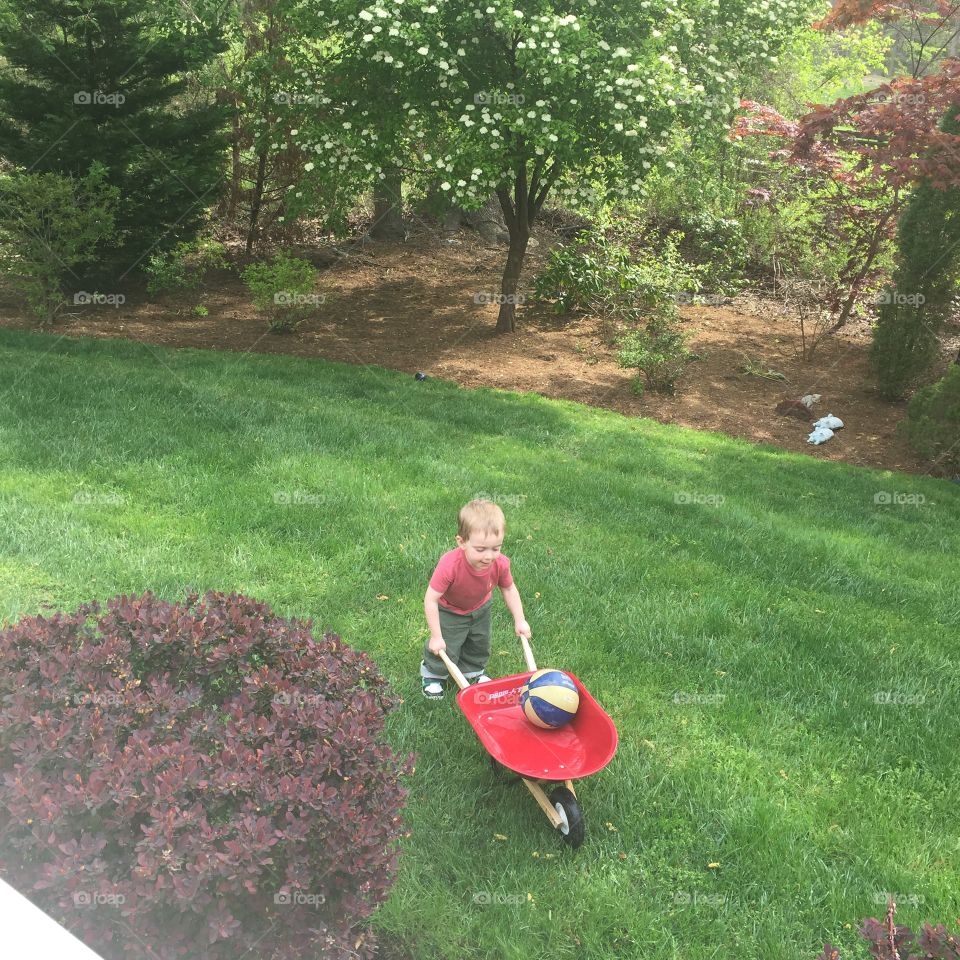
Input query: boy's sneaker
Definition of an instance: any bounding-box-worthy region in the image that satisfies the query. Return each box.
[421,678,445,700]
[472,673,492,684]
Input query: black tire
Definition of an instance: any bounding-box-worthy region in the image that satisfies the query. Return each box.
[548,786,585,848]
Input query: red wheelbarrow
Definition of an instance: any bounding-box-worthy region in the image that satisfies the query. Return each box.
[438,637,617,848]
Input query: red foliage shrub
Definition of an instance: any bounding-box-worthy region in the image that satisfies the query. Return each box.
[816,900,960,959]
[0,591,413,960]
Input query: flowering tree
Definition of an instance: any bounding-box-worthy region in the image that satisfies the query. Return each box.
[279,0,811,332]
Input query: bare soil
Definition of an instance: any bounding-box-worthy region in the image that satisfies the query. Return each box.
[2,227,957,478]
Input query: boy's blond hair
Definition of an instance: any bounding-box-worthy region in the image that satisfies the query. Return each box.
[458,499,505,541]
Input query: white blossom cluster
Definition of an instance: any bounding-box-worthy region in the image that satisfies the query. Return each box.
[277,0,809,211]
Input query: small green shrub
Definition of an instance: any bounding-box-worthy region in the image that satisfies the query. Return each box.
[533,229,701,331]
[677,210,748,292]
[0,163,119,323]
[625,231,705,317]
[899,365,960,476]
[532,230,633,315]
[241,251,320,332]
[146,238,229,295]
[616,315,692,395]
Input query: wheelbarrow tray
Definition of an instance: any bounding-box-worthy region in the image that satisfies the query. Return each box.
[456,671,617,780]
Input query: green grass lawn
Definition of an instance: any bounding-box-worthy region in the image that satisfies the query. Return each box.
[1,327,958,960]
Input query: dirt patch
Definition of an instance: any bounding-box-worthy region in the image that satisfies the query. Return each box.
[1,228,955,478]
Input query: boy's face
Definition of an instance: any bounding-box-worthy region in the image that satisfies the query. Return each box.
[456,528,504,571]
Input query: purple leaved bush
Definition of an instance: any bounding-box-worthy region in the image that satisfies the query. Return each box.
[0,590,413,960]
[817,900,960,960]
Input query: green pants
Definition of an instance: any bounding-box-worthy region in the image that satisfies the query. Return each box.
[421,599,492,681]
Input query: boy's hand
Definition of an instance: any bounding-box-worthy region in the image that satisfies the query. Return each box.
[428,635,447,655]
[514,620,532,641]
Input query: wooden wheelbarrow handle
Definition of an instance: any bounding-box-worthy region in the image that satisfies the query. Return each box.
[437,635,538,689]
[437,649,470,690]
[519,635,537,672]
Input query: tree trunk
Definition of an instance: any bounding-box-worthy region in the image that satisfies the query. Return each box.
[492,153,561,333]
[245,148,268,256]
[227,105,242,221]
[242,3,279,255]
[496,226,529,333]
[370,169,405,239]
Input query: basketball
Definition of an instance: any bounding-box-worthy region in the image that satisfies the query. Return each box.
[520,669,580,729]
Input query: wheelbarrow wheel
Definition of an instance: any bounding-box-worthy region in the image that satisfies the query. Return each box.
[548,786,584,848]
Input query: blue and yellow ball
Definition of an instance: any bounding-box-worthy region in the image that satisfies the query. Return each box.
[520,669,580,729]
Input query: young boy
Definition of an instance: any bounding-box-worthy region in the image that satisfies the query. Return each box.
[420,499,531,699]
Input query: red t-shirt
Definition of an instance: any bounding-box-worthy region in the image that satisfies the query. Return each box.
[429,549,513,615]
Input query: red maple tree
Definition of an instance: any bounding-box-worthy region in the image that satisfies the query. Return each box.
[732,0,960,330]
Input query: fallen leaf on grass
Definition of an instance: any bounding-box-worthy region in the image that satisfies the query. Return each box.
[494,833,508,841]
